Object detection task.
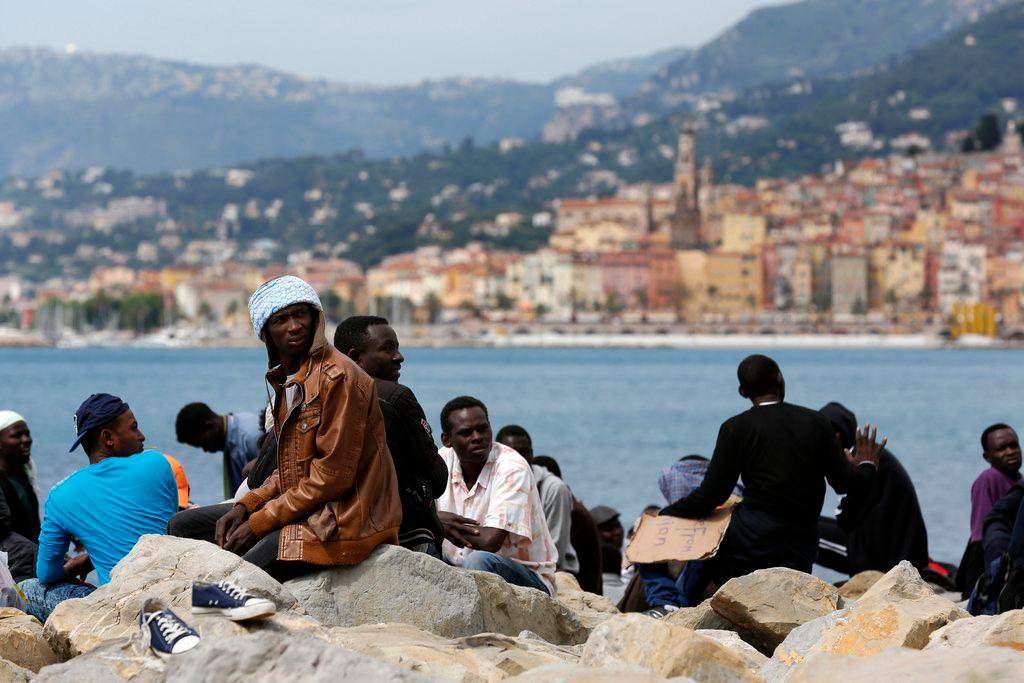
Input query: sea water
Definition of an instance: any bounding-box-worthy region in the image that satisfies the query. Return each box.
[2,345,1021,565]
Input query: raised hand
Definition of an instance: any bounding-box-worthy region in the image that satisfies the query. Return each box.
[848,423,887,468]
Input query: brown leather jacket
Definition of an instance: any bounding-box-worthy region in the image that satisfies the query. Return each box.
[240,308,401,565]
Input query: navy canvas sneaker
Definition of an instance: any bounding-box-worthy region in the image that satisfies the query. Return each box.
[139,599,200,655]
[191,580,276,621]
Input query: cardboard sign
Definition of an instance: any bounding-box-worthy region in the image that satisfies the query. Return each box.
[625,496,741,564]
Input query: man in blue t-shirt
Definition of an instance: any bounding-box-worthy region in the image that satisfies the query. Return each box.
[20,393,179,622]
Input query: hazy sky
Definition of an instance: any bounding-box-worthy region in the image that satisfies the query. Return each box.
[1,0,771,84]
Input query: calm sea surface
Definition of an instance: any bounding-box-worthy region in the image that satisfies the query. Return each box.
[1,346,1021,566]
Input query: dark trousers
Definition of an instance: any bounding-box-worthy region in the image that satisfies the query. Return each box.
[816,516,850,575]
[0,532,38,583]
[167,504,317,582]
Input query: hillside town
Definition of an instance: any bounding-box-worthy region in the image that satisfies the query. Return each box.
[2,120,1024,345]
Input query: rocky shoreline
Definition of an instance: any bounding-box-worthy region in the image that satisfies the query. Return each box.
[2,535,1022,681]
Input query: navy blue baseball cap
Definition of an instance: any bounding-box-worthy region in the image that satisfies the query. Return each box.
[70,393,129,453]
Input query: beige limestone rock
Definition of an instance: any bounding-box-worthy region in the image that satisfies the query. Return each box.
[838,571,884,600]
[328,622,578,682]
[765,562,968,680]
[0,658,34,683]
[0,607,58,672]
[709,567,840,653]
[34,637,164,682]
[285,545,587,645]
[580,613,757,682]
[43,535,312,660]
[507,663,679,682]
[926,610,1024,651]
[695,629,768,673]
[786,645,1024,682]
[664,600,734,631]
[164,631,432,682]
[553,572,618,629]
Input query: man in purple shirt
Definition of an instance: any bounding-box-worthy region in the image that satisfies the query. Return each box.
[958,423,1022,597]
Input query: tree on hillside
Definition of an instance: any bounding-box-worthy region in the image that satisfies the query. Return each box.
[976,112,1003,151]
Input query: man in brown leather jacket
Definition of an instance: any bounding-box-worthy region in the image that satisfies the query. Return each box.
[168,275,402,580]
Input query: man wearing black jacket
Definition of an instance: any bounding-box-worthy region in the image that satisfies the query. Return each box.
[816,402,929,575]
[335,316,448,556]
[660,355,884,588]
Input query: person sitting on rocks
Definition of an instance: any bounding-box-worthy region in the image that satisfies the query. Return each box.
[435,396,557,594]
[659,355,884,598]
[958,423,1022,598]
[168,276,402,582]
[977,477,1024,613]
[334,315,448,558]
[816,401,929,576]
[637,455,744,616]
[0,411,40,582]
[532,454,604,595]
[175,402,263,499]
[21,394,180,622]
[495,425,578,576]
[590,504,626,600]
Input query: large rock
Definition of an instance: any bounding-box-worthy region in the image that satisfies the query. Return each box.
[926,610,1024,651]
[786,645,1024,682]
[35,637,163,683]
[664,600,734,632]
[765,562,968,680]
[507,663,679,682]
[285,545,587,645]
[553,572,618,629]
[44,535,314,659]
[0,658,33,683]
[164,631,432,682]
[838,571,884,600]
[328,622,577,681]
[0,607,59,672]
[580,613,757,682]
[695,629,768,674]
[709,567,840,653]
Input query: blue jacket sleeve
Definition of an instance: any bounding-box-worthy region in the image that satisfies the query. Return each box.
[35,500,71,585]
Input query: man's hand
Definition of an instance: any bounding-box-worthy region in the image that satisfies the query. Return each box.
[215,503,250,549]
[224,518,261,555]
[240,459,257,479]
[846,424,887,468]
[437,511,480,548]
[63,552,93,585]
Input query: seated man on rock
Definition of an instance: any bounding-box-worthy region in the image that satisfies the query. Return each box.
[168,276,402,581]
[495,425,578,576]
[175,401,263,499]
[531,454,604,595]
[334,315,448,558]
[436,396,557,595]
[658,355,884,603]
[0,411,42,582]
[816,401,929,576]
[21,394,180,622]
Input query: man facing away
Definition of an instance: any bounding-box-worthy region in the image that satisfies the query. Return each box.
[495,424,579,575]
[659,355,883,597]
[175,402,263,499]
[816,401,929,575]
[21,394,179,622]
[168,276,402,581]
[334,315,448,557]
[435,396,557,594]
[958,423,1022,597]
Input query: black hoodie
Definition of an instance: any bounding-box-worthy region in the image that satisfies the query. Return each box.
[820,402,929,572]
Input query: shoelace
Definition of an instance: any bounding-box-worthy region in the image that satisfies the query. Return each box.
[147,611,191,642]
[216,580,249,602]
